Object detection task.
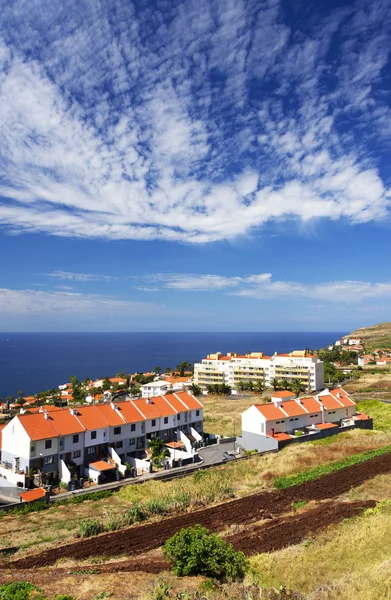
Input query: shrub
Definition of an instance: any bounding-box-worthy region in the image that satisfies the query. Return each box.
[0,582,43,600]
[162,524,248,580]
[78,519,104,537]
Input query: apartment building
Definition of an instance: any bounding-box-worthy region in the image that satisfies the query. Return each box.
[194,350,324,392]
[241,387,370,452]
[0,392,203,486]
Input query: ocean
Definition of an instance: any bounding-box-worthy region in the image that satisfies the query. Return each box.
[0,332,344,398]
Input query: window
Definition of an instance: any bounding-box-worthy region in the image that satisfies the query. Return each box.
[45,440,52,450]
[177,414,181,421]
[44,455,54,465]
[73,434,79,444]
[164,417,168,425]
[115,441,123,449]
[87,447,95,455]
[129,438,135,446]
[30,445,36,455]
[196,410,200,416]
[290,418,294,422]
[72,450,81,459]
[294,418,298,421]
[151,419,156,427]
[91,431,97,440]
[114,427,121,435]
[130,423,136,432]
[59,438,64,450]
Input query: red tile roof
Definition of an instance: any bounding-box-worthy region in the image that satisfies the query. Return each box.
[18,413,59,441]
[299,397,322,413]
[73,406,108,431]
[95,404,126,426]
[174,391,203,411]
[89,460,116,472]
[316,422,338,430]
[272,390,295,398]
[318,395,343,410]
[280,401,308,417]
[273,432,291,441]
[255,404,286,420]
[19,487,47,502]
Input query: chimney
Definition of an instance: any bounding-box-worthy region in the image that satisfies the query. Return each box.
[39,407,44,413]
[70,408,78,416]
[271,428,275,437]
[111,402,118,410]
[44,411,49,420]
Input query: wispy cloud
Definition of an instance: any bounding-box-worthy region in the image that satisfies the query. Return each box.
[45,271,117,282]
[0,288,160,316]
[140,272,391,303]
[0,0,390,243]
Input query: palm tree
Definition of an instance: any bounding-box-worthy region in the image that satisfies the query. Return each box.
[280,378,290,391]
[237,380,246,392]
[254,380,264,394]
[153,366,163,375]
[16,390,24,406]
[291,380,304,397]
[271,377,280,391]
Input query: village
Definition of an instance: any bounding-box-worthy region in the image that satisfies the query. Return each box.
[0,346,373,507]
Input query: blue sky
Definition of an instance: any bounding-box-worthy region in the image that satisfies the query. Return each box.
[0,0,391,332]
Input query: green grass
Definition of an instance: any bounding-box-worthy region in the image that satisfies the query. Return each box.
[273,444,391,489]
[357,399,391,432]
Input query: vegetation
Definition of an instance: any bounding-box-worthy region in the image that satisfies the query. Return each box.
[348,321,391,351]
[206,383,232,395]
[356,399,391,431]
[0,582,76,600]
[162,525,248,580]
[251,500,391,600]
[274,444,391,488]
[189,383,202,396]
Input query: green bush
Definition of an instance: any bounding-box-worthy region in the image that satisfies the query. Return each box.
[78,519,104,537]
[0,582,43,600]
[162,524,248,580]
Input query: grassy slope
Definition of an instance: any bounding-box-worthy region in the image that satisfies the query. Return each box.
[250,501,391,600]
[347,321,391,350]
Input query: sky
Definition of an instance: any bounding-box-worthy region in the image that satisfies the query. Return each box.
[0,0,391,332]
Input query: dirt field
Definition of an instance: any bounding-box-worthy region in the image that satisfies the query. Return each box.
[8,450,391,570]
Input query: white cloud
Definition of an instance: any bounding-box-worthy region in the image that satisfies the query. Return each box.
[0,0,390,243]
[141,272,391,303]
[44,271,117,282]
[0,288,160,316]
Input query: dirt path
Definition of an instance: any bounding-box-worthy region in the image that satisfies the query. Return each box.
[9,452,391,569]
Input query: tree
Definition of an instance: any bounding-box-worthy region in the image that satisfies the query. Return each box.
[280,378,290,391]
[237,380,246,392]
[176,361,193,377]
[189,383,202,396]
[271,377,280,391]
[116,370,125,378]
[6,396,14,408]
[102,377,111,391]
[254,380,264,394]
[291,380,304,397]
[163,525,248,580]
[153,366,163,375]
[16,390,24,406]
[69,375,79,389]
[148,437,167,461]
[165,367,172,374]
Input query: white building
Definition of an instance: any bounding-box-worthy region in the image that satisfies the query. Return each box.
[140,381,172,398]
[241,387,365,452]
[0,392,203,487]
[194,350,324,392]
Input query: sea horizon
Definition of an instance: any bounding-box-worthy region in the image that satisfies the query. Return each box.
[0,331,345,398]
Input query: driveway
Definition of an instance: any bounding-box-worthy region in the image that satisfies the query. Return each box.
[198,441,236,466]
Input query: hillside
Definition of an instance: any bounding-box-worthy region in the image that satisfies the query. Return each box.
[347,321,391,350]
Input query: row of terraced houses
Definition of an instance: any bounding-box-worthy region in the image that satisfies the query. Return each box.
[0,392,203,489]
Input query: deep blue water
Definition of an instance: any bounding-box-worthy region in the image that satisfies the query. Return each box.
[0,332,344,398]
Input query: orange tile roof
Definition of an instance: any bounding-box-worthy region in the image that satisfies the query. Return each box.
[316,422,338,430]
[22,406,61,414]
[174,391,204,411]
[272,390,295,398]
[73,406,108,431]
[329,388,356,407]
[280,401,308,417]
[119,401,147,423]
[94,404,126,426]
[19,487,47,502]
[318,395,343,410]
[131,398,161,420]
[165,441,185,449]
[299,397,322,413]
[89,460,116,472]
[273,432,291,441]
[255,403,286,420]
[109,377,126,383]
[48,410,85,436]
[18,413,59,441]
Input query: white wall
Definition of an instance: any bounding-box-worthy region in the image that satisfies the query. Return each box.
[1,418,31,473]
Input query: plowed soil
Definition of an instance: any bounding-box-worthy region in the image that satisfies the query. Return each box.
[9,451,391,569]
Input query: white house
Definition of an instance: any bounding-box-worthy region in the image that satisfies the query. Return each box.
[241,387,361,452]
[0,392,204,487]
[140,381,172,398]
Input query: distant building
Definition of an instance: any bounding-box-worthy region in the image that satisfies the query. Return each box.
[193,350,324,392]
[140,381,173,398]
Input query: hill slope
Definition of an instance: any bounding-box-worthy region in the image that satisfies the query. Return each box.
[348,322,391,350]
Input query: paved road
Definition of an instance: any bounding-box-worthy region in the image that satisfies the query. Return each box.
[198,441,236,465]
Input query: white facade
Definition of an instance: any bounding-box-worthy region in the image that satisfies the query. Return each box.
[194,351,324,392]
[141,381,172,397]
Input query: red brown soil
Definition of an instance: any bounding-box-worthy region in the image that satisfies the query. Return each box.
[9,451,391,570]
